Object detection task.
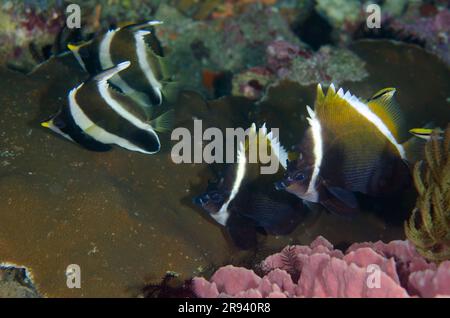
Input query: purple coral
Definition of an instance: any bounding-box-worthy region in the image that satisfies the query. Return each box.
[192,236,450,298]
[388,7,450,65]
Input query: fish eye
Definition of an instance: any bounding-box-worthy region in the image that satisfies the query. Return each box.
[294,172,305,181]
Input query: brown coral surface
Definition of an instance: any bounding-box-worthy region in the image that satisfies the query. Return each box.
[0,40,448,297]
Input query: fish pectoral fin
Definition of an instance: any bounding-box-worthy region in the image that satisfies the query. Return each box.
[404,122,438,162]
[322,186,359,216]
[159,81,181,105]
[327,186,359,209]
[403,133,428,163]
[242,195,304,235]
[148,109,174,133]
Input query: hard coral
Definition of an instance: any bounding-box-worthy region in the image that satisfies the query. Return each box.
[405,125,450,263]
[231,41,367,100]
[192,236,450,298]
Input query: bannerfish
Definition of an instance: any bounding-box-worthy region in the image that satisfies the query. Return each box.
[409,127,444,140]
[275,84,416,215]
[193,123,306,249]
[41,61,172,154]
[68,20,169,108]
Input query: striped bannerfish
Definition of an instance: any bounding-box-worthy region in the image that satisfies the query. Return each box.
[275,84,422,215]
[193,123,306,249]
[68,20,169,108]
[41,61,172,154]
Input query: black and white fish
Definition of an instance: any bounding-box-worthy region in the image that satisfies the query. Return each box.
[193,123,306,249]
[68,20,169,108]
[41,61,172,154]
[275,84,418,215]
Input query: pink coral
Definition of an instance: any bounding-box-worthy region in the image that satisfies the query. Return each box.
[192,236,450,298]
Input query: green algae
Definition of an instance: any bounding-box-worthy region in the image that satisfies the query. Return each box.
[287,46,368,87]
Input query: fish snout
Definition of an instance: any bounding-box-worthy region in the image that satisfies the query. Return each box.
[193,194,209,206]
[275,180,288,191]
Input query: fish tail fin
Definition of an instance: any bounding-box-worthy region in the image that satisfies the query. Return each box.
[403,134,427,164]
[160,80,180,104]
[404,122,439,163]
[149,109,174,133]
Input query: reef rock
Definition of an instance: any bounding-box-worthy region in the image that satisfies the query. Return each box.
[192,236,450,298]
[0,265,40,298]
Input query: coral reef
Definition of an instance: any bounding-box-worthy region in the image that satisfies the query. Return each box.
[154,2,303,97]
[192,236,450,298]
[405,125,450,262]
[0,1,66,68]
[0,0,160,69]
[315,0,361,28]
[0,1,449,298]
[388,5,450,66]
[232,40,367,99]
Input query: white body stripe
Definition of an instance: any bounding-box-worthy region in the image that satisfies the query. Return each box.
[213,142,247,226]
[305,106,322,202]
[134,31,163,102]
[97,80,158,136]
[68,85,158,154]
[335,85,406,159]
[99,29,136,96]
[99,30,116,69]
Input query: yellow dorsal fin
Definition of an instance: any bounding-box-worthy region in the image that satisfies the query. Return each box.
[366,87,406,142]
[243,123,288,170]
[311,86,384,193]
[316,83,325,105]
